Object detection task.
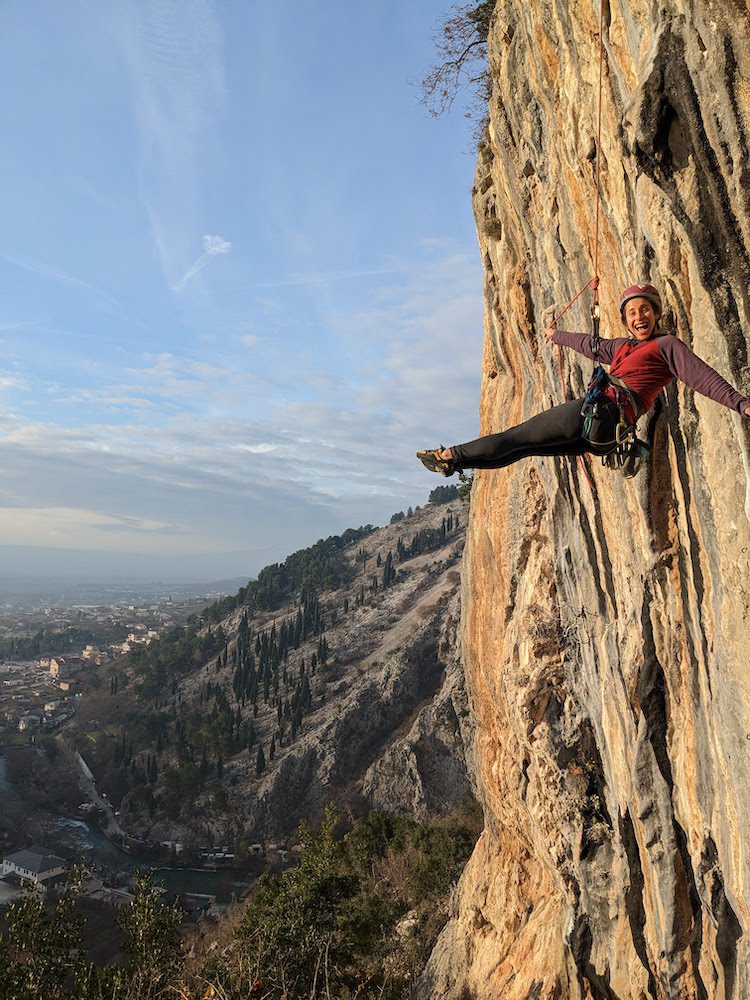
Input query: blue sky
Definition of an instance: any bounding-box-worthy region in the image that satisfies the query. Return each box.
[0,1,484,580]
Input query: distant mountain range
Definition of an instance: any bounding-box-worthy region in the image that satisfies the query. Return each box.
[0,574,250,607]
[0,541,283,585]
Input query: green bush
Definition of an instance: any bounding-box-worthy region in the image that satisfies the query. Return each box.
[0,804,481,999]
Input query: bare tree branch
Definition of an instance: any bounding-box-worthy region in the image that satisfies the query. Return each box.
[418,1,495,135]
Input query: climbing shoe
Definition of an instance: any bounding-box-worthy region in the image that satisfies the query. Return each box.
[417,446,457,477]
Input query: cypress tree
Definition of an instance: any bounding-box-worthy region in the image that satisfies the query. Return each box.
[256,745,266,776]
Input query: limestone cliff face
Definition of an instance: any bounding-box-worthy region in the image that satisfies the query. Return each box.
[421,3,750,998]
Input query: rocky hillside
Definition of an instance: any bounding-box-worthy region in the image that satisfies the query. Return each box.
[73,499,474,851]
[421,3,750,999]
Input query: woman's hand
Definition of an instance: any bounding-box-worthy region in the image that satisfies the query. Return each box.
[542,306,557,343]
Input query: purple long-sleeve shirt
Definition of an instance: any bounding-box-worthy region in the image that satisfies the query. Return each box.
[553,329,750,417]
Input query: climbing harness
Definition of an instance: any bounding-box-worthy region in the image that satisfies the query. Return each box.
[579,366,651,478]
[547,0,650,482]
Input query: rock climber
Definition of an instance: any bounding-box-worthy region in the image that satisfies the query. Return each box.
[417,283,750,476]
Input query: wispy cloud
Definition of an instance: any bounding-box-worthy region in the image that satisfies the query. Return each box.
[118,1,227,287]
[0,373,28,391]
[172,233,231,291]
[1,254,121,308]
[235,266,401,291]
[0,242,484,572]
[232,443,278,454]
[0,505,178,550]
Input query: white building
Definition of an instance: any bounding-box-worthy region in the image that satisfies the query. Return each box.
[2,846,68,888]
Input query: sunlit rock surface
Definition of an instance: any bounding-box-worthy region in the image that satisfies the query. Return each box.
[420,2,750,997]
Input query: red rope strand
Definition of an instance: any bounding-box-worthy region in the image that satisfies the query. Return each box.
[593,0,605,279]
[550,275,597,327]
[548,0,605,494]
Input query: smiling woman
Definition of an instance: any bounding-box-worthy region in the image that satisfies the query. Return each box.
[418,281,750,479]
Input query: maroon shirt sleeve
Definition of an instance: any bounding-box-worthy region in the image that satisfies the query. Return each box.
[658,336,750,414]
[552,329,627,364]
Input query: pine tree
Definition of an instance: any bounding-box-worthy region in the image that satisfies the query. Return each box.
[301,675,311,710]
[270,735,276,760]
[382,551,396,588]
[256,745,266,776]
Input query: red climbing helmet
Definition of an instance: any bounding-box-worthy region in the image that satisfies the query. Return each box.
[620,283,662,318]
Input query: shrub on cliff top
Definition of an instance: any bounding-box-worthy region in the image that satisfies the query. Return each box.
[420,1,495,128]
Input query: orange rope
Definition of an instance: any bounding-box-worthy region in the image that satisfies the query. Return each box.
[552,0,605,493]
[593,0,605,279]
[550,275,597,327]
[550,0,606,328]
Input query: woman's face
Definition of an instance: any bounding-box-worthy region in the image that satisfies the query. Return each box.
[623,297,659,340]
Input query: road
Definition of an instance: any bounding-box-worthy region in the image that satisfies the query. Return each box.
[75,751,129,841]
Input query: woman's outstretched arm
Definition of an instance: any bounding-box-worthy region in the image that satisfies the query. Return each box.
[658,336,750,415]
[543,317,626,364]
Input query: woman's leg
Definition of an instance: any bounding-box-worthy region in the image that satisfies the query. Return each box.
[450,398,588,470]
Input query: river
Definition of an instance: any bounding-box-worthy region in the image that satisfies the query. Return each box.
[0,755,252,904]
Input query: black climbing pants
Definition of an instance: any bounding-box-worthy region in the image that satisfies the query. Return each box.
[450,397,619,470]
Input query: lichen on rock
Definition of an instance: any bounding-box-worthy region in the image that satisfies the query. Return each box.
[420,2,750,998]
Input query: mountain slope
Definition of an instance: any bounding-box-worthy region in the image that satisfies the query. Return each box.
[73,500,474,851]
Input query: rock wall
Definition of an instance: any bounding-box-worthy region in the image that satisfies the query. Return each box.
[421,3,750,998]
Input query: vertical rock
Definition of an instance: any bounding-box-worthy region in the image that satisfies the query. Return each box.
[421,2,750,997]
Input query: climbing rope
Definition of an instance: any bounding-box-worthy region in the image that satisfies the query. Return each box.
[593,0,605,281]
[550,0,606,491]
[549,0,606,329]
